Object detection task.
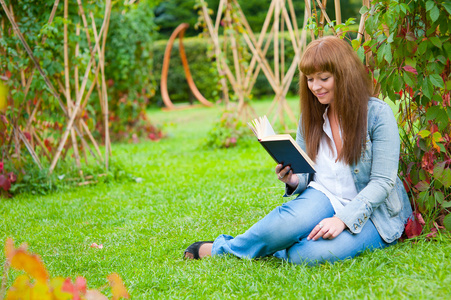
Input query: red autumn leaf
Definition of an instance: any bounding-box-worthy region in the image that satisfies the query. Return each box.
[62,278,80,300]
[426,228,437,239]
[417,212,425,225]
[405,213,424,238]
[434,221,445,229]
[0,161,3,173]
[44,139,52,153]
[405,218,423,238]
[403,180,410,192]
[75,277,87,294]
[421,151,436,174]
[23,132,31,142]
[7,172,16,183]
[404,85,414,97]
[0,114,8,124]
[0,174,11,191]
[429,123,438,134]
[443,92,450,107]
[403,65,418,75]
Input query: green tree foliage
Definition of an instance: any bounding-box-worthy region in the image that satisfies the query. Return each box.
[154,0,362,40]
[103,0,162,141]
[358,0,451,232]
[206,0,305,33]
[154,0,305,39]
[154,0,201,37]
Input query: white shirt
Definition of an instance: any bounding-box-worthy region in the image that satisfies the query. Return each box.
[308,108,358,214]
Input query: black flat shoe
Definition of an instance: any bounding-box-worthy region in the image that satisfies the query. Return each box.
[184,241,214,259]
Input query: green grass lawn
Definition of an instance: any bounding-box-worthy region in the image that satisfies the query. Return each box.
[1,98,450,299]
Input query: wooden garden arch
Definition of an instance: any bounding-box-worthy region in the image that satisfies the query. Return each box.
[160,23,213,110]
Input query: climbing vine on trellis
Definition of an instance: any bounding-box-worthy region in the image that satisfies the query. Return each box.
[356,0,451,234]
[0,0,112,195]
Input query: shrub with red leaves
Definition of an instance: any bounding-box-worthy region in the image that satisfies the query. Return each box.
[0,161,17,197]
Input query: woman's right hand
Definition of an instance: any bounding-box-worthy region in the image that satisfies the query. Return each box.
[275,164,299,189]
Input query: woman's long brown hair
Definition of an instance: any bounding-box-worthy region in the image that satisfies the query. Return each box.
[299,36,372,165]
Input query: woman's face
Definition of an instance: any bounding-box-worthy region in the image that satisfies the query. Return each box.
[306,71,335,106]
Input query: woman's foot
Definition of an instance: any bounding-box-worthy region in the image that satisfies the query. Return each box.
[184,241,213,259]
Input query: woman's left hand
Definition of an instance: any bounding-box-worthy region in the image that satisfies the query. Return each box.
[308,217,346,241]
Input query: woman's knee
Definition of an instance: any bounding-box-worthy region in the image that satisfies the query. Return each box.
[286,240,349,266]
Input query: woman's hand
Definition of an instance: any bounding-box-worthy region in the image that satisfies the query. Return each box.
[307,217,346,241]
[275,164,299,188]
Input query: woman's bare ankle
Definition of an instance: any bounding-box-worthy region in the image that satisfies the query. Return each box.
[198,243,213,258]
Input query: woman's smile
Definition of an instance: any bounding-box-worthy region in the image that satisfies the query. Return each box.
[306,71,335,105]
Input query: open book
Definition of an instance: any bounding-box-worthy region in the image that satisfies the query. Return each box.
[248,116,315,174]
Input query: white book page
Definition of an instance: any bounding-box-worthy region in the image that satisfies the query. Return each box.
[261,115,276,137]
[248,115,276,139]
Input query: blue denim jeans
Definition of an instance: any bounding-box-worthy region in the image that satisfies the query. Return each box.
[211,187,392,265]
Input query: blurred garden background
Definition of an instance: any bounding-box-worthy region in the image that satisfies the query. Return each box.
[0,0,450,298]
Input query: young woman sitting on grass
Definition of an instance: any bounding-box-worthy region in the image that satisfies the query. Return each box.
[184,36,413,265]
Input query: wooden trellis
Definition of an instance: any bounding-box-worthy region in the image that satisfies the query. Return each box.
[199,0,372,128]
[0,0,112,180]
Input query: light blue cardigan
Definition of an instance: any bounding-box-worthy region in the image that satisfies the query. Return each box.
[286,97,412,243]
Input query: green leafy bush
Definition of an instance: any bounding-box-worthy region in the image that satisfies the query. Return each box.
[359,0,451,232]
[100,0,162,142]
[205,108,251,149]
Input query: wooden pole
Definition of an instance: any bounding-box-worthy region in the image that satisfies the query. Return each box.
[64,0,83,174]
[274,0,280,87]
[287,0,300,45]
[315,0,336,35]
[90,1,112,171]
[200,0,230,103]
[358,0,370,41]
[334,0,342,26]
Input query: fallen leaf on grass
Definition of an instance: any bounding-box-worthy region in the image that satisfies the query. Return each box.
[86,290,108,300]
[108,273,129,300]
[5,238,49,282]
[90,243,103,249]
[426,228,438,239]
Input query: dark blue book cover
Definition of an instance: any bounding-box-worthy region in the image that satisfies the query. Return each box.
[259,136,315,174]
